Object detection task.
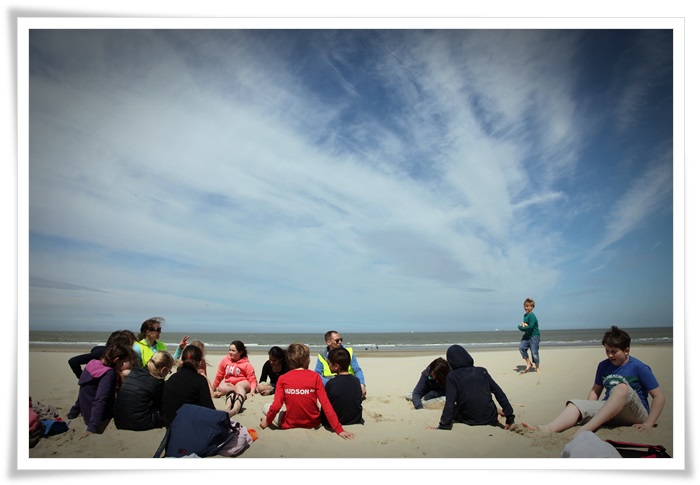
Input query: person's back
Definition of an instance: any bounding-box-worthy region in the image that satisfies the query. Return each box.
[322,347,363,426]
[77,359,117,432]
[274,368,328,429]
[73,343,137,434]
[324,373,363,426]
[113,367,165,430]
[114,351,173,431]
[261,343,354,439]
[438,345,514,429]
[162,345,215,426]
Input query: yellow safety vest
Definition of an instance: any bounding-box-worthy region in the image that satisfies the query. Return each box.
[318,347,355,378]
[134,339,167,367]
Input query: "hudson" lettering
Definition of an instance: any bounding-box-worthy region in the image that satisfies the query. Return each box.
[284,388,313,395]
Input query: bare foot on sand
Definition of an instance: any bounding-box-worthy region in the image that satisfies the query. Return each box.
[520,366,532,374]
[521,422,542,431]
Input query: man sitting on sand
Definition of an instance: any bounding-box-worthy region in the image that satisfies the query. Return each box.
[314,330,366,399]
[521,326,665,437]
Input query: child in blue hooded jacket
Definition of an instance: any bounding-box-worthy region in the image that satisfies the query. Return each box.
[431,345,515,430]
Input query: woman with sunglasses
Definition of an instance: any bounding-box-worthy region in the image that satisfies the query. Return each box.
[132,317,189,368]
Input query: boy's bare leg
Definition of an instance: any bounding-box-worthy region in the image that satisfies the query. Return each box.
[522,403,581,433]
[573,384,629,437]
[535,363,541,373]
[521,358,533,374]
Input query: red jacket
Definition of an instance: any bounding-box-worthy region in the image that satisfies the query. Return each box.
[265,369,344,435]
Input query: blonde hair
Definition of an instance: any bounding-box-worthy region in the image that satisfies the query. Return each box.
[524,297,536,308]
[286,343,310,369]
[146,350,174,379]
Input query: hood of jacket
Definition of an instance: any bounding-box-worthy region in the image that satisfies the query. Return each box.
[78,359,112,384]
[446,345,474,370]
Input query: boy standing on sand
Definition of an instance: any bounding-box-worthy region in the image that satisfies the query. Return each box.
[518,297,540,373]
[521,326,665,437]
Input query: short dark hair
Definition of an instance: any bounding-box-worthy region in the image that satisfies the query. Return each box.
[268,346,285,360]
[602,326,631,350]
[328,347,350,370]
[324,330,339,342]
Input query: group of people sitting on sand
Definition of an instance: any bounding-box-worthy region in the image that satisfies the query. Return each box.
[65,322,367,439]
[65,316,665,445]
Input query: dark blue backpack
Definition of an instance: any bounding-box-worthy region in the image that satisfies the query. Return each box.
[154,404,239,458]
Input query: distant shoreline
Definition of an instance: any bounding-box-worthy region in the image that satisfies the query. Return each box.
[27,341,672,357]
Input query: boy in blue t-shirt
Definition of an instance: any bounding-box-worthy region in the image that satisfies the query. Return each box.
[518,297,540,373]
[522,326,665,437]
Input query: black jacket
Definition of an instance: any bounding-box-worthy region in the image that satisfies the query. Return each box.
[113,367,166,430]
[411,365,444,409]
[162,365,215,426]
[438,345,515,429]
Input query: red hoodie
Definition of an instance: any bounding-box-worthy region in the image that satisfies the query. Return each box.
[213,355,258,392]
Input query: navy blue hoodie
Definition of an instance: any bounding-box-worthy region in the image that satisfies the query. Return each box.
[411,365,444,409]
[438,345,515,429]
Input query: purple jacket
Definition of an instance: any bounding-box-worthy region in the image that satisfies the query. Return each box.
[77,360,116,433]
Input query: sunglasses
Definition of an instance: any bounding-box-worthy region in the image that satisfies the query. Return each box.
[151,327,162,333]
[333,338,343,343]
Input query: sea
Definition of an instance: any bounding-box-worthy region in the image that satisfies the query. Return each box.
[28,326,673,354]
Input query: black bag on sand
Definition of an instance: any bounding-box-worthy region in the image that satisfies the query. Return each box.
[154,404,239,458]
[604,439,671,458]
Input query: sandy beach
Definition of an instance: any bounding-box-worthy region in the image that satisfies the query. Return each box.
[24,344,678,468]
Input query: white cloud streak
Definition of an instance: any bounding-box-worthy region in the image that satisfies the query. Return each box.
[26,29,673,331]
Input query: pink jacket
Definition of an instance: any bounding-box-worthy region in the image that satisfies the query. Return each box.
[213,355,258,391]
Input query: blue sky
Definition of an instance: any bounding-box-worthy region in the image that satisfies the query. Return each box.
[26,28,675,333]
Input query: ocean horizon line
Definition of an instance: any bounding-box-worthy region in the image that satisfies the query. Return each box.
[28,326,673,353]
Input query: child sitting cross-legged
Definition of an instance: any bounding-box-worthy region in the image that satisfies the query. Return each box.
[259,343,355,440]
[321,347,364,427]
